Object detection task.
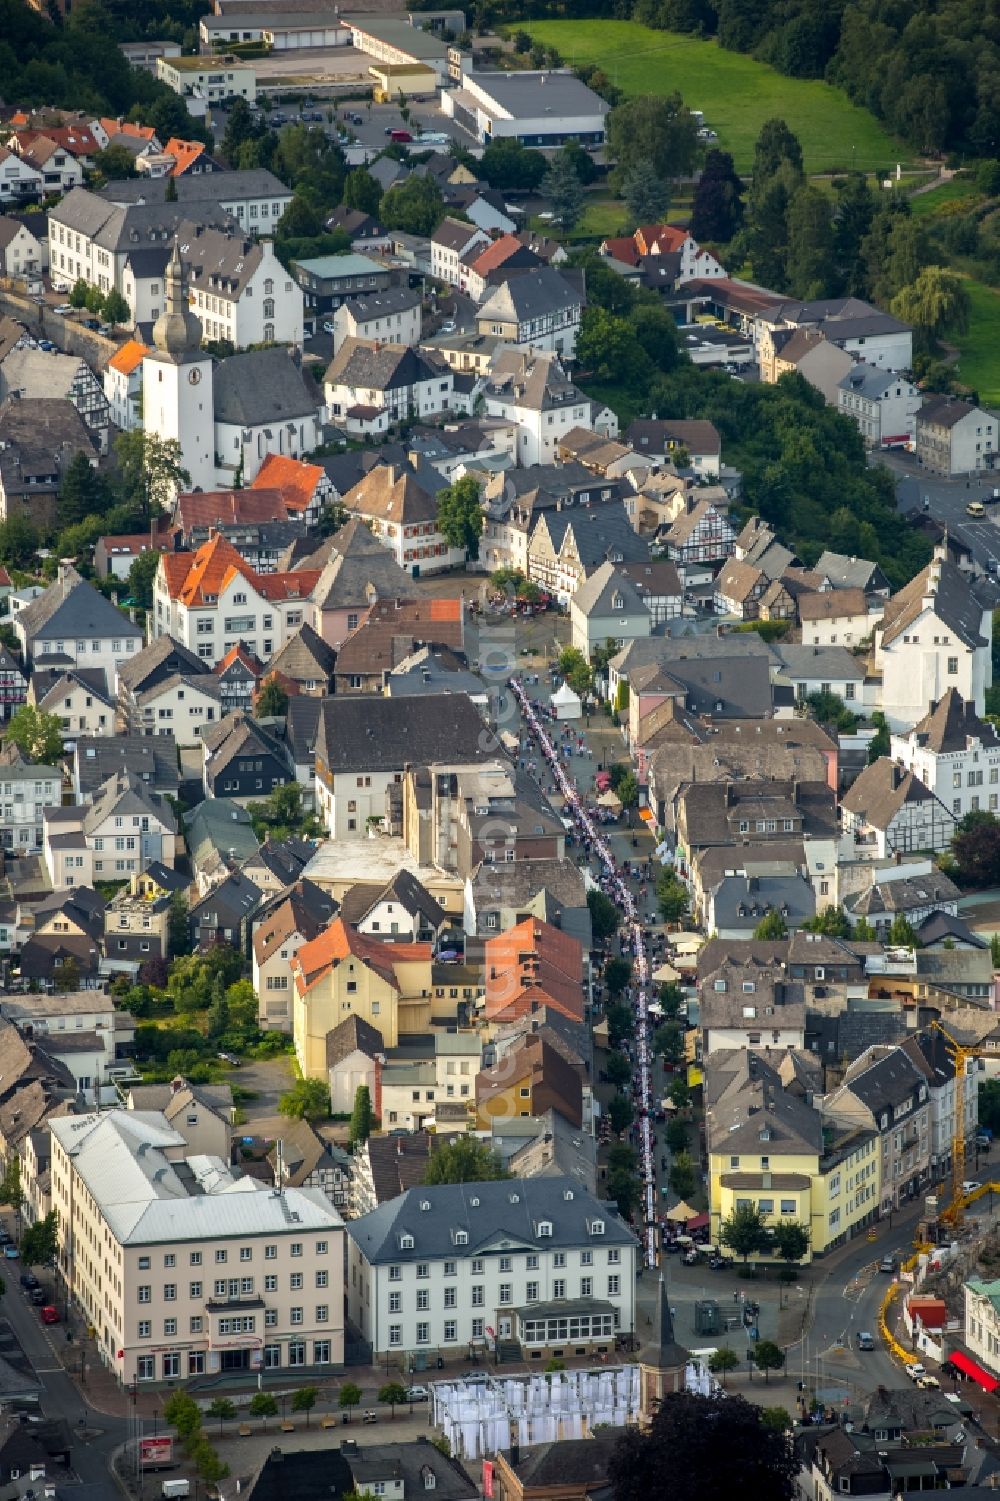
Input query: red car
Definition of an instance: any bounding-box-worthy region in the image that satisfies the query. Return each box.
[40,1306,59,1325]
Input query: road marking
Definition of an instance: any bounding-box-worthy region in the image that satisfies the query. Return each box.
[34,1367,62,1374]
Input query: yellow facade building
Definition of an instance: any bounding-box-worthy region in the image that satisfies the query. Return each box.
[706,1050,880,1261]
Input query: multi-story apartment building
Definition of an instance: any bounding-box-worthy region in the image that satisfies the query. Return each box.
[50,1110,345,1386]
[476,268,583,358]
[0,748,62,852]
[154,534,318,666]
[345,1178,636,1359]
[155,54,257,115]
[821,1045,931,1214]
[873,548,992,732]
[181,222,303,349]
[892,689,1000,822]
[13,564,143,680]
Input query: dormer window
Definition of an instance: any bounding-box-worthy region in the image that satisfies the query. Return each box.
[589,1218,605,1236]
[400,1233,414,1250]
[453,1229,468,1245]
[536,1220,553,1237]
[422,1471,436,1491]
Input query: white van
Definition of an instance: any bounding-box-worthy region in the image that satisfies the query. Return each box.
[162,1481,191,1499]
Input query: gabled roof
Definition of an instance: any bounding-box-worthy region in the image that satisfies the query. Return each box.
[292,918,431,995]
[160,533,255,607]
[252,877,339,967]
[251,453,325,514]
[311,515,419,611]
[264,622,337,687]
[880,555,988,651]
[909,688,1000,755]
[324,338,448,395]
[107,338,149,376]
[213,346,321,427]
[203,711,289,778]
[325,1013,384,1068]
[478,267,582,325]
[117,633,207,693]
[16,565,142,647]
[571,561,650,618]
[175,488,289,534]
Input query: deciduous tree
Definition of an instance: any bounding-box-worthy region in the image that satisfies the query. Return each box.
[422,1136,509,1184]
[279,1077,330,1122]
[720,1202,766,1264]
[609,1390,798,1501]
[607,94,700,184]
[436,474,484,560]
[5,704,63,765]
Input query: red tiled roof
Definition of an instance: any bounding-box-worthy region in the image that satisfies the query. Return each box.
[161,533,255,607]
[601,236,639,266]
[251,454,324,514]
[175,488,289,532]
[214,642,263,675]
[163,137,205,175]
[469,234,523,276]
[255,569,321,602]
[292,918,431,996]
[107,338,148,376]
[483,916,584,1025]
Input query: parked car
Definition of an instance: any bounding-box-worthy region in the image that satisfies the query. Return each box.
[879,1256,895,1273]
[322,320,334,334]
[37,340,56,352]
[404,1386,429,1402]
[962,1181,982,1193]
[216,1051,241,1066]
[465,1373,488,1386]
[40,1306,59,1325]
[29,1288,46,1306]
[18,1273,37,1289]
[440,319,456,334]
[904,1362,926,1381]
[916,1375,940,1390]
[3,1246,17,1259]
[53,304,72,315]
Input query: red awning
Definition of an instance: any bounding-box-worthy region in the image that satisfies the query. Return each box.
[950,1350,999,1392]
[687,1212,710,1231]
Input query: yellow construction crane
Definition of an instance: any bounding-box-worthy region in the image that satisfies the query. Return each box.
[929,1018,1000,1226]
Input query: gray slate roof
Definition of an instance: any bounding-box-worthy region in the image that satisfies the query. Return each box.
[213,347,321,427]
[17,566,142,648]
[346,1176,633,1264]
[314,692,495,774]
[478,267,583,324]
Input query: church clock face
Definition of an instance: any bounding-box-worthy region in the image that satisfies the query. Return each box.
[188,368,202,385]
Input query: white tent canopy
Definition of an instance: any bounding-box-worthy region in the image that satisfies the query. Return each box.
[551,682,583,720]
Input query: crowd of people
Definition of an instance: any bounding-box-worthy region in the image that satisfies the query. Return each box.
[511,676,658,1268]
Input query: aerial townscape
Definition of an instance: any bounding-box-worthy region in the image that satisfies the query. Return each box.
[7,0,1000,1500]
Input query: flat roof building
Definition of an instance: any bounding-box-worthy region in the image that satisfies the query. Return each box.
[444,69,608,146]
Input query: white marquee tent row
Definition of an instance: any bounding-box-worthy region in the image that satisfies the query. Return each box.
[430,1368,642,1459]
[511,677,657,1267]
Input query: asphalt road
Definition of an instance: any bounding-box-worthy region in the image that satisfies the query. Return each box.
[0,1267,129,1482]
[879,450,1000,573]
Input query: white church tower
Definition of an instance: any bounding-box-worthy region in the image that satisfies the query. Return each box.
[141,241,216,493]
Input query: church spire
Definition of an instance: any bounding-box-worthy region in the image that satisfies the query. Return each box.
[152,238,203,359]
